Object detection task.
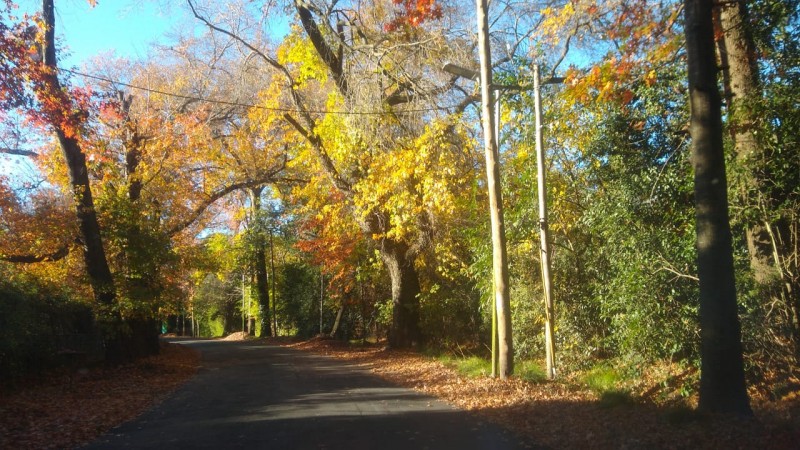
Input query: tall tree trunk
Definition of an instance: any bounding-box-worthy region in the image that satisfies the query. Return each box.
[329,304,344,338]
[117,93,159,358]
[270,230,278,336]
[685,0,752,416]
[380,240,421,348]
[41,0,115,308]
[716,0,772,282]
[250,187,271,337]
[476,0,513,378]
[287,3,426,349]
[717,0,800,354]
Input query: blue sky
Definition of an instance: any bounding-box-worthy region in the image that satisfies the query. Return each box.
[2,1,290,186]
[15,0,176,66]
[2,1,178,185]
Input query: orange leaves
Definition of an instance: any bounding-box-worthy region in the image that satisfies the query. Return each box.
[0,176,76,264]
[537,0,683,109]
[295,202,362,297]
[0,343,198,450]
[384,0,443,32]
[562,59,638,108]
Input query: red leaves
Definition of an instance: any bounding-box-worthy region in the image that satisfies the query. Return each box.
[295,212,360,298]
[384,0,443,32]
[0,4,92,139]
[98,97,125,124]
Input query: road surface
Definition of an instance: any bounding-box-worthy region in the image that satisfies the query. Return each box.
[87,340,525,449]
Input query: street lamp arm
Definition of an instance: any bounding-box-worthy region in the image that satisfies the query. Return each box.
[444,62,564,91]
[442,63,480,81]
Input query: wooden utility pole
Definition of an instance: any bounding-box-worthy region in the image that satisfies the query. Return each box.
[476,0,513,378]
[534,64,556,380]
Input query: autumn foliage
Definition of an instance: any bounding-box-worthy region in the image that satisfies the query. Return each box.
[385,0,443,31]
[0,4,91,138]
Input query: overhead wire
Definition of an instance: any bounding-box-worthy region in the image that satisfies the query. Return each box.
[61,68,467,116]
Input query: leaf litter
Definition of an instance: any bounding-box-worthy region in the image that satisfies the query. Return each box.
[287,337,800,449]
[0,342,199,450]
[2,337,798,449]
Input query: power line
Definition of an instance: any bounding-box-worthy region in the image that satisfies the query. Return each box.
[62,68,461,116]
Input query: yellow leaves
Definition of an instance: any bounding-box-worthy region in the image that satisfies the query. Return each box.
[539,1,601,46]
[348,117,472,242]
[277,27,329,87]
[644,69,657,87]
[539,2,578,44]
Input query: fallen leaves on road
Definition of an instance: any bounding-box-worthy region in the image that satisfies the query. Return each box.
[288,338,800,449]
[2,336,797,449]
[0,342,199,450]
[222,331,250,341]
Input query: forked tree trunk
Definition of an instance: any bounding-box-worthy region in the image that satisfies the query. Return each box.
[42,0,116,309]
[685,0,752,416]
[380,241,421,348]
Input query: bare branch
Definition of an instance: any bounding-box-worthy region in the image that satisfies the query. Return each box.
[165,157,288,236]
[1,243,71,263]
[0,148,38,158]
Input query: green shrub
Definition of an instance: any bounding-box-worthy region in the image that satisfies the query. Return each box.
[0,284,96,383]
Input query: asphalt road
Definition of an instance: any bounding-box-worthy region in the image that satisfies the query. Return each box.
[86,340,525,450]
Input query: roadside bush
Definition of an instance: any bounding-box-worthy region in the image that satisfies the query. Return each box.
[0,283,96,384]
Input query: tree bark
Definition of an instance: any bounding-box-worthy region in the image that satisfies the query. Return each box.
[270,230,278,337]
[716,0,773,282]
[1,243,71,263]
[380,240,422,348]
[685,0,752,416]
[250,187,272,338]
[717,0,800,354]
[42,0,116,308]
[288,2,426,348]
[329,304,344,338]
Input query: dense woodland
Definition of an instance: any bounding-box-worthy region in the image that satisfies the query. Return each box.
[1,0,798,417]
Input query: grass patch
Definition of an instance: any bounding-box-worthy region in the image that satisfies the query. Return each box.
[516,360,547,382]
[435,356,546,381]
[580,362,637,408]
[582,363,621,393]
[453,356,491,377]
[437,355,491,378]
